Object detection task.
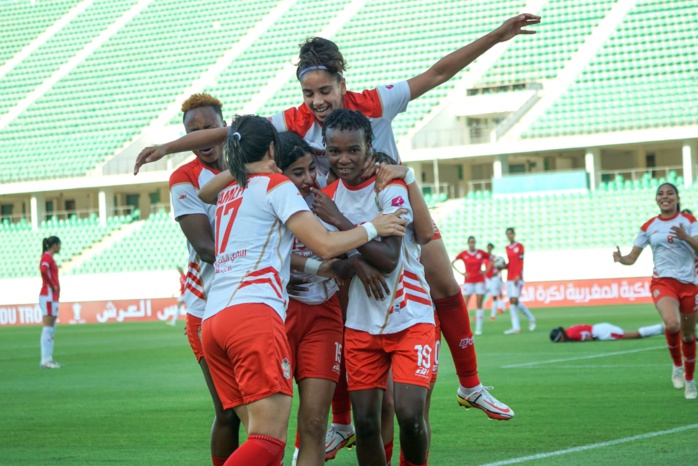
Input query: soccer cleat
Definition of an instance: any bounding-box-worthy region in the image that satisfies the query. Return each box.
[504,328,521,335]
[529,321,537,332]
[325,425,356,461]
[490,316,496,322]
[40,360,62,369]
[475,329,483,336]
[497,309,507,314]
[457,386,514,421]
[685,380,697,400]
[672,366,685,389]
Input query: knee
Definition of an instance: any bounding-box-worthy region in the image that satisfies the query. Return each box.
[681,329,696,343]
[217,409,240,428]
[299,410,327,437]
[353,412,381,439]
[665,322,680,334]
[396,413,424,438]
[381,395,394,416]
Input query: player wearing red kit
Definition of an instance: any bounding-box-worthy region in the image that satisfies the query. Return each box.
[503,228,536,334]
[614,182,698,400]
[39,236,62,369]
[452,236,488,335]
[550,323,664,342]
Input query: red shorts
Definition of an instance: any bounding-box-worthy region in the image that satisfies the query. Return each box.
[432,221,442,241]
[186,314,204,362]
[431,312,441,384]
[651,278,698,314]
[286,294,344,383]
[202,304,293,409]
[345,323,435,391]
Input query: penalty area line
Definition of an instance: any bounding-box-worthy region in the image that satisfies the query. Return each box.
[501,345,665,369]
[480,423,698,466]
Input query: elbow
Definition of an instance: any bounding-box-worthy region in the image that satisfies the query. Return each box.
[195,244,216,264]
[314,245,336,261]
[415,231,433,246]
[377,258,399,274]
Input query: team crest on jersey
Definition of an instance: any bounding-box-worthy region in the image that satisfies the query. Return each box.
[179,194,186,200]
[281,358,291,379]
[391,196,405,207]
[476,253,482,259]
[514,247,519,253]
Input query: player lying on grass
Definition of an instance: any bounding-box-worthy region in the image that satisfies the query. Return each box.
[550,323,664,342]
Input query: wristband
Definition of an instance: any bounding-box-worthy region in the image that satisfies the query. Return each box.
[361,222,378,242]
[404,167,416,185]
[303,258,322,275]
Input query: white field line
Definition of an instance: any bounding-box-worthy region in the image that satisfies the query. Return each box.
[502,345,665,369]
[481,423,698,466]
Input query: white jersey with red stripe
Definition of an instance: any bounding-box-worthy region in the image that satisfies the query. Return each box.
[204,174,310,322]
[169,158,220,318]
[269,81,410,174]
[322,177,433,335]
[633,212,698,284]
[290,178,339,306]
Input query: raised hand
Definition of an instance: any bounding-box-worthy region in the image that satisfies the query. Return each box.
[670,224,690,242]
[311,188,345,227]
[134,145,169,175]
[494,13,541,43]
[375,163,409,192]
[370,209,408,237]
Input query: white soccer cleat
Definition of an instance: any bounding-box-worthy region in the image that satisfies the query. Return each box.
[40,360,62,369]
[475,329,483,336]
[672,366,685,389]
[325,425,356,461]
[504,328,520,335]
[529,321,536,332]
[457,386,514,421]
[685,380,697,400]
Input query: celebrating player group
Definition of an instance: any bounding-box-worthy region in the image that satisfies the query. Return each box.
[134,13,540,466]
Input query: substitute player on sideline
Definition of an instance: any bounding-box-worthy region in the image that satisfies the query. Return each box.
[614,182,698,400]
[452,236,488,336]
[550,323,664,342]
[39,236,62,369]
[503,228,536,334]
[133,13,540,425]
[168,93,240,465]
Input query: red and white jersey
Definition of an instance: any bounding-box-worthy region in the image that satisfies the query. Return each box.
[634,212,698,284]
[565,324,623,341]
[39,251,59,301]
[506,242,525,282]
[269,81,411,174]
[322,177,433,335]
[169,158,220,318]
[290,179,339,305]
[204,174,310,322]
[455,249,488,283]
[483,256,499,279]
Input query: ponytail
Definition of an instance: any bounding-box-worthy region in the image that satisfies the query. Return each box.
[224,115,280,189]
[43,236,60,252]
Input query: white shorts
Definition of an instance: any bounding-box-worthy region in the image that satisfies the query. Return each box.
[593,323,624,341]
[461,282,486,296]
[486,276,503,296]
[39,296,59,317]
[506,280,524,299]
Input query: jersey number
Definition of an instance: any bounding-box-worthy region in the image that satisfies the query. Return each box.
[667,235,674,244]
[215,198,243,255]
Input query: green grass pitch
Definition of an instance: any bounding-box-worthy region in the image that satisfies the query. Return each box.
[1,304,696,465]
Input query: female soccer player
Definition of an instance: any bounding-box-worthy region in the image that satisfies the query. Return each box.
[39,236,61,369]
[550,323,664,342]
[483,243,506,320]
[168,93,240,465]
[503,227,536,334]
[452,236,488,336]
[614,183,698,400]
[134,13,537,422]
[201,114,406,466]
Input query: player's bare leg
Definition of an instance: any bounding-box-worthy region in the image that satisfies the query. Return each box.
[228,394,291,465]
[424,382,435,450]
[381,373,395,463]
[393,382,429,465]
[350,389,386,466]
[199,358,240,464]
[296,378,335,465]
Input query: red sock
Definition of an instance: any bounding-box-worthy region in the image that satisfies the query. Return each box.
[294,430,300,449]
[433,293,480,388]
[666,329,682,367]
[399,449,427,466]
[385,439,394,464]
[223,435,284,466]
[682,336,696,382]
[212,456,228,466]
[332,357,352,425]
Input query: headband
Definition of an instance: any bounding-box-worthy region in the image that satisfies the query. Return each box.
[298,65,343,80]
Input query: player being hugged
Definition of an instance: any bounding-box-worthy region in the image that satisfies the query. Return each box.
[452,236,488,335]
[614,182,698,400]
[503,228,536,334]
[39,236,62,369]
[199,115,406,466]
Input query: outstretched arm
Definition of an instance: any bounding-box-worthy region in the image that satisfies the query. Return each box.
[134,127,229,174]
[407,14,541,100]
[613,246,643,266]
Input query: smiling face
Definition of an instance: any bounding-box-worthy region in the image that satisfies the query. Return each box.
[183,106,225,168]
[656,183,679,216]
[283,153,316,197]
[300,70,346,123]
[325,127,370,186]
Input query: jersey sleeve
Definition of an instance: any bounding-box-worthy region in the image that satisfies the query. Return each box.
[376,81,411,121]
[267,178,311,224]
[633,229,650,249]
[170,182,208,220]
[689,218,698,237]
[379,180,412,224]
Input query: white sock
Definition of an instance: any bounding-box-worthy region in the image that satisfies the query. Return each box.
[497,299,505,310]
[331,423,353,432]
[459,383,483,396]
[40,326,55,363]
[510,304,521,331]
[172,306,182,325]
[639,323,664,338]
[490,301,497,319]
[475,309,484,332]
[518,302,535,322]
